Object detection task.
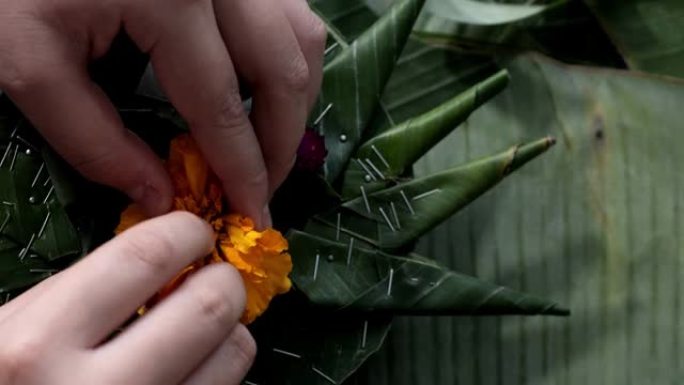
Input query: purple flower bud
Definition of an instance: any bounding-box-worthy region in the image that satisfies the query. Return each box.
[296,128,328,172]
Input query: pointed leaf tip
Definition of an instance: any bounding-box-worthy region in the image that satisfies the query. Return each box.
[317,0,428,182]
[340,69,510,198]
[504,135,556,176]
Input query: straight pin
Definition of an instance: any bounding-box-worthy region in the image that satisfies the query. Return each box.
[346,237,355,266]
[0,211,11,234]
[412,188,441,201]
[390,202,401,229]
[8,146,18,171]
[313,103,333,126]
[378,207,396,232]
[0,143,13,168]
[29,268,58,274]
[313,254,321,280]
[336,212,341,241]
[42,186,54,204]
[19,233,36,261]
[312,367,337,384]
[38,211,51,238]
[370,145,390,169]
[400,190,415,215]
[244,381,259,385]
[361,320,369,348]
[324,42,339,56]
[355,159,376,181]
[365,159,386,180]
[31,163,45,187]
[360,186,371,213]
[15,136,36,151]
[43,176,51,187]
[387,268,395,296]
[272,348,301,359]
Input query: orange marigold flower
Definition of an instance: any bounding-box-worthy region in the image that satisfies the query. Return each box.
[116,134,292,324]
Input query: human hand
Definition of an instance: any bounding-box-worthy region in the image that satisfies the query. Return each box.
[0,0,327,228]
[0,212,255,385]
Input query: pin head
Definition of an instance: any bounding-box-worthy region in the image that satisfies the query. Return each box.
[28,196,36,204]
[327,254,334,262]
[339,134,348,142]
[364,175,372,182]
[25,149,32,156]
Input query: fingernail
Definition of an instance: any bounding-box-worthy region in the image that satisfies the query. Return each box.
[130,183,170,216]
[262,205,273,229]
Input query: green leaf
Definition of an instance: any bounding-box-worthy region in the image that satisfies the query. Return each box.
[247,295,392,385]
[316,0,426,183]
[583,0,684,78]
[354,53,684,385]
[0,118,81,293]
[340,69,509,198]
[423,0,565,26]
[317,137,555,250]
[288,230,568,316]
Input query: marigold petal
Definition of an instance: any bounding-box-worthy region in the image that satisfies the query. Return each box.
[115,204,148,235]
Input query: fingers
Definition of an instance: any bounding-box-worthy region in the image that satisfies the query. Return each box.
[183,324,256,385]
[125,0,270,227]
[19,212,214,347]
[95,263,246,385]
[213,0,312,199]
[5,62,173,216]
[281,0,327,108]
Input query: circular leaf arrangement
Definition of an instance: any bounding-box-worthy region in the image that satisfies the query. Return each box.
[0,0,568,383]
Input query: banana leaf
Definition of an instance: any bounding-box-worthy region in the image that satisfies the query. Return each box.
[350,53,684,385]
[316,138,555,250]
[584,0,684,78]
[288,230,568,315]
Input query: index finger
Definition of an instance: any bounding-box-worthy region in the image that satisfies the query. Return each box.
[20,212,214,347]
[128,0,270,227]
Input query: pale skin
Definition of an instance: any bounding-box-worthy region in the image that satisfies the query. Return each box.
[0,0,326,382]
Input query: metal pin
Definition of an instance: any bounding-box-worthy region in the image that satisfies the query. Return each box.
[378,207,396,232]
[273,348,301,359]
[15,136,35,152]
[29,268,58,274]
[42,186,54,204]
[339,134,348,142]
[313,254,320,280]
[324,42,339,56]
[19,233,36,261]
[355,159,376,182]
[360,186,371,213]
[364,175,372,182]
[336,212,341,241]
[313,103,333,126]
[244,381,259,385]
[0,143,13,167]
[390,202,401,229]
[28,196,36,204]
[43,176,51,186]
[365,159,385,180]
[312,367,337,385]
[412,188,441,201]
[1,201,14,206]
[9,146,18,171]
[370,145,390,169]
[38,211,51,238]
[400,190,415,215]
[9,127,17,138]
[31,163,44,187]
[0,212,11,233]
[361,320,369,348]
[346,237,355,266]
[387,268,395,296]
